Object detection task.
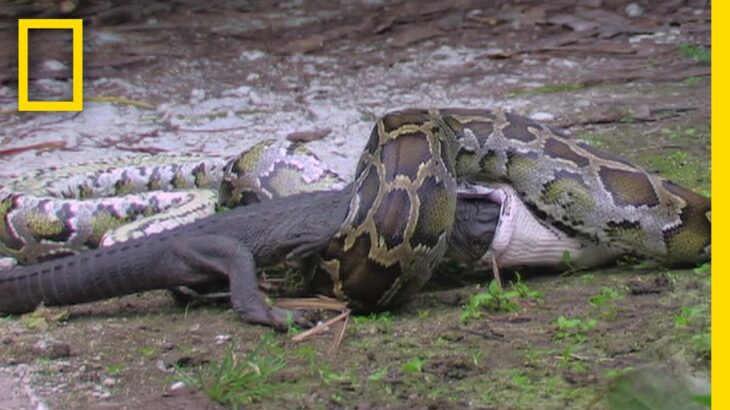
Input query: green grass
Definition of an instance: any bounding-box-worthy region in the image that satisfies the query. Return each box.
[603,366,710,409]
[578,133,606,148]
[683,77,703,86]
[678,43,710,65]
[352,311,395,333]
[673,303,710,361]
[175,334,287,407]
[478,369,597,408]
[641,150,709,194]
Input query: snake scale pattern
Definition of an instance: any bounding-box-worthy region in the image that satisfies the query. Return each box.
[0,108,711,314]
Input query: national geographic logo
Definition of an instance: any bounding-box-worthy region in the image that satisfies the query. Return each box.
[17,19,83,112]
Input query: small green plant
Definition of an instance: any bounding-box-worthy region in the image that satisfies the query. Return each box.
[401,357,426,374]
[352,311,394,333]
[675,306,705,327]
[694,263,710,275]
[295,345,318,373]
[285,311,301,335]
[692,332,711,358]
[510,371,529,386]
[352,312,394,334]
[319,365,350,385]
[661,126,700,139]
[559,343,578,368]
[511,272,543,300]
[461,281,520,323]
[368,366,389,382]
[678,43,710,65]
[603,366,634,380]
[619,113,635,124]
[559,251,589,276]
[139,346,157,357]
[683,76,702,86]
[175,334,286,406]
[670,150,690,163]
[554,315,597,343]
[434,336,449,346]
[106,364,125,375]
[693,393,711,407]
[661,127,681,140]
[589,287,623,320]
[589,287,622,308]
[468,350,483,366]
[521,345,542,366]
[461,277,542,324]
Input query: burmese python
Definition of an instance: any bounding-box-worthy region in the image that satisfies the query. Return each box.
[0,108,711,313]
[306,108,710,311]
[0,141,346,266]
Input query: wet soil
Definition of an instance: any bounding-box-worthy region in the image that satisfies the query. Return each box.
[0,0,710,408]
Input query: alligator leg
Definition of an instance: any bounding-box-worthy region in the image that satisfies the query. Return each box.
[169,234,310,330]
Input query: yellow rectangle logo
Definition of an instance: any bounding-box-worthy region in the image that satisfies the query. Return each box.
[18,19,83,112]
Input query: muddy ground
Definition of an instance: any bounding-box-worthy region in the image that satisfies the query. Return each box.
[0,1,710,409]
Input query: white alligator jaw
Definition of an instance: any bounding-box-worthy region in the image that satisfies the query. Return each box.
[469,184,620,272]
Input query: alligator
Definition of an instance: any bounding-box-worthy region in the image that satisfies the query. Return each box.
[0,188,500,330]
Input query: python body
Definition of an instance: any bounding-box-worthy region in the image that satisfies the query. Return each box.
[0,109,711,323]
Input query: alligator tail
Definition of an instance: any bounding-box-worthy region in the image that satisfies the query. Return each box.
[0,236,184,314]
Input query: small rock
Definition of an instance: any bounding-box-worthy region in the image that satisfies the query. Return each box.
[156,359,169,372]
[625,3,643,18]
[170,381,187,391]
[189,89,206,104]
[286,128,331,143]
[627,274,673,295]
[484,48,508,58]
[31,340,71,359]
[240,50,266,61]
[530,112,554,121]
[215,334,232,344]
[162,341,176,351]
[102,377,116,387]
[43,60,67,71]
[0,257,17,269]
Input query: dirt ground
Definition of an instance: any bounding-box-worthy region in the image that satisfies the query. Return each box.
[0,1,710,409]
